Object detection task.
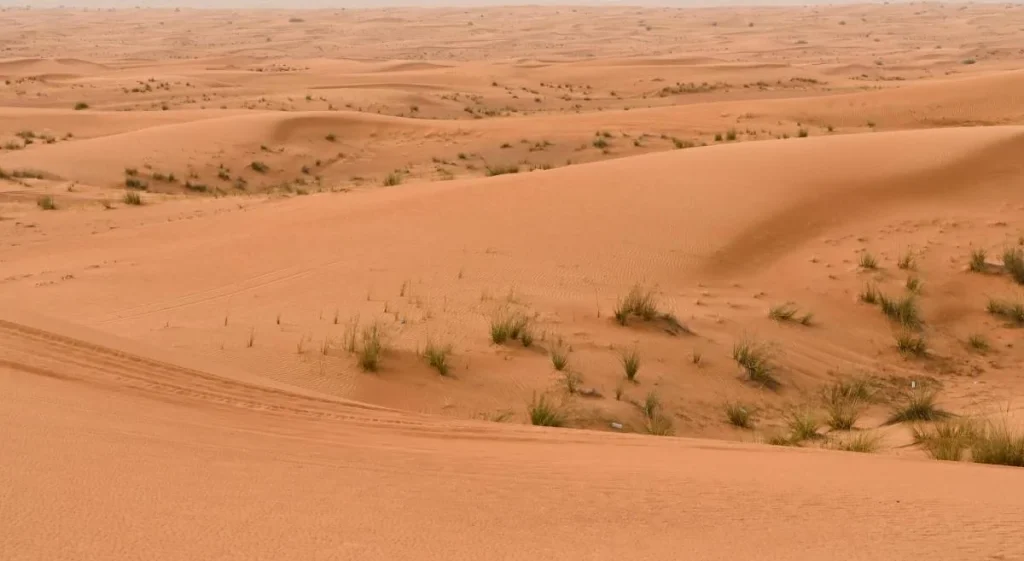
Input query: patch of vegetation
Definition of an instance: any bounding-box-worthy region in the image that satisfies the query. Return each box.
[786,410,821,443]
[250,161,269,173]
[74,102,89,110]
[822,381,865,430]
[490,309,530,345]
[725,402,753,429]
[898,250,915,270]
[550,341,569,371]
[895,330,927,356]
[123,191,143,206]
[912,418,978,461]
[968,248,988,272]
[620,347,641,382]
[528,394,566,427]
[592,137,609,149]
[859,283,880,304]
[561,370,583,395]
[383,172,403,186]
[987,298,1024,326]
[768,302,814,325]
[966,333,990,353]
[325,133,337,142]
[1003,248,1024,284]
[878,293,921,328]
[485,164,519,177]
[858,251,878,270]
[423,341,452,376]
[797,128,808,138]
[185,181,209,193]
[725,128,737,141]
[357,323,385,372]
[645,414,674,436]
[830,431,882,453]
[613,284,658,325]
[731,338,778,388]
[37,195,56,210]
[887,390,950,425]
[971,422,1024,467]
[905,276,922,294]
[125,177,148,190]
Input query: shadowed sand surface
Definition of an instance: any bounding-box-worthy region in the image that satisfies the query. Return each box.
[2,5,1024,560]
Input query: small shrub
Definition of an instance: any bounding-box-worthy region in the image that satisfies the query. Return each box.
[184,181,208,193]
[987,298,1024,325]
[250,161,269,173]
[325,133,337,142]
[490,310,528,344]
[613,284,658,325]
[831,432,882,453]
[858,252,878,270]
[905,276,922,294]
[620,347,641,382]
[797,128,808,138]
[879,293,921,328]
[562,370,582,394]
[913,418,978,461]
[823,390,862,430]
[123,191,143,205]
[898,250,915,270]
[725,402,753,429]
[519,326,534,348]
[725,128,737,141]
[485,164,519,177]
[550,343,569,371]
[645,414,674,436]
[592,137,609,149]
[968,248,987,272]
[641,391,660,420]
[731,338,777,387]
[786,411,821,443]
[859,283,880,304]
[971,422,1024,467]
[37,195,56,210]
[125,177,148,190]
[357,323,385,372]
[714,133,723,142]
[528,394,566,427]
[967,333,990,352]
[894,330,927,356]
[383,172,403,186]
[1003,248,1024,284]
[423,341,452,376]
[768,302,813,325]
[886,390,951,424]
[74,102,89,110]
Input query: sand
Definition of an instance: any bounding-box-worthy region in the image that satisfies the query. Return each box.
[3,5,1024,560]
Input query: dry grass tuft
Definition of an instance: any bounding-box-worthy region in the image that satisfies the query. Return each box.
[724,402,753,429]
[887,390,951,425]
[528,394,566,427]
[731,338,778,388]
[423,341,452,376]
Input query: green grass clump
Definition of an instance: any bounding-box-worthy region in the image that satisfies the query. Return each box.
[1002,248,1024,284]
[967,333,990,353]
[987,298,1024,326]
[550,342,569,371]
[886,390,951,424]
[859,283,880,304]
[485,164,520,177]
[821,381,868,430]
[768,302,813,325]
[620,347,641,382]
[912,418,978,461]
[878,293,921,328]
[357,323,385,372]
[423,341,452,376]
[894,330,928,356]
[731,338,778,388]
[724,402,753,429]
[250,161,269,173]
[786,410,821,443]
[968,248,988,272]
[613,284,658,325]
[592,137,609,149]
[528,394,566,427]
[37,195,56,210]
[490,310,530,345]
[971,422,1024,467]
[123,191,143,206]
[858,252,878,270]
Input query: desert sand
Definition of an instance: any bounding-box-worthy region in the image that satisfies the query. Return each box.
[3,4,1024,560]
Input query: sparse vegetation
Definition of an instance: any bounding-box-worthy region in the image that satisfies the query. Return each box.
[859,283,880,304]
[528,394,566,427]
[613,284,659,325]
[831,431,882,453]
[561,370,583,394]
[905,276,922,294]
[987,298,1024,325]
[250,161,269,173]
[550,341,569,371]
[725,128,737,141]
[786,410,821,443]
[731,338,778,388]
[383,172,403,186]
[967,333,990,352]
[768,302,814,325]
[858,251,878,270]
[971,421,1024,467]
[898,250,915,270]
[878,293,921,328]
[725,402,753,429]
[620,347,641,382]
[423,341,452,376]
[895,330,927,356]
[485,164,519,177]
[822,381,865,430]
[357,323,385,372]
[887,390,950,424]
[1003,248,1024,284]
[123,191,143,206]
[37,195,56,210]
[490,309,530,345]
[912,418,978,461]
[74,102,89,110]
[125,177,148,190]
[969,248,988,272]
[325,133,337,142]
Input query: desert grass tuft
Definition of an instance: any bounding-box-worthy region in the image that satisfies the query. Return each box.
[645,414,674,436]
[971,421,1024,467]
[528,394,566,427]
[725,402,753,429]
[786,410,821,443]
[37,195,56,210]
[966,333,990,353]
[986,298,1024,326]
[561,370,583,394]
[878,293,921,328]
[1003,248,1024,284]
[423,341,452,376]
[897,250,916,270]
[613,284,658,325]
[769,302,814,325]
[123,191,143,206]
[968,248,988,272]
[905,276,922,294]
[886,390,951,425]
[620,347,641,382]
[357,323,385,372]
[831,431,882,453]
[858,252,878,270]
[731,338,778,388]
[912,418,978,461]
[821,380,871,430]
[859,283,880,304]
[894,330,928,356]
[550,341,569,371]
[383,171,403,186]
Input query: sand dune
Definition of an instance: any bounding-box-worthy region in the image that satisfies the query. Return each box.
[3,5,1024,561]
